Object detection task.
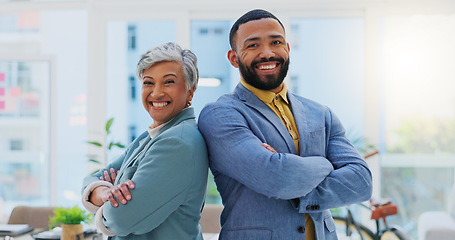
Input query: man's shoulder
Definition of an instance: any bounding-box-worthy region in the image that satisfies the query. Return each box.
[201,92,243,112]
[160,118,202,142]
[291,93,329,112]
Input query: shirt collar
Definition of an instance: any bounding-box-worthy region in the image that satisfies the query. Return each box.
[240,78,289,104]
[146,108,190,139]
[147,123,166,140]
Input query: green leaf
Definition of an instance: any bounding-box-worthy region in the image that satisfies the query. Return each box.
[87,141,102,147]
[88,159,101,164]
[112,142,125,149]
[106,118,114,132]
[87,117,125,170]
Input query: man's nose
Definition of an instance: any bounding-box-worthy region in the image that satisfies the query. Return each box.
[259,45,274,59]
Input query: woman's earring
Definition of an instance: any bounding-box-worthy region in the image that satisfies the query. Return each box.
[186,101,192,107]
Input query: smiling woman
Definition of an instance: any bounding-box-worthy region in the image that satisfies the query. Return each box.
[81,42,208,240]
[140,61,194,127]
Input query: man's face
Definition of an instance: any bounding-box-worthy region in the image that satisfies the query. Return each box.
[229,18,290,93]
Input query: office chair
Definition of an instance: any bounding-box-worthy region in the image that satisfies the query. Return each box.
[8,206,55,229]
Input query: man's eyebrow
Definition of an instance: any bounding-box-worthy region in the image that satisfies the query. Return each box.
[269,34,285,39]
[243,35,285,45]
[243,37,260,45]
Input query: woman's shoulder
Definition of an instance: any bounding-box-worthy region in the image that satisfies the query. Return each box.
[158,118,206,146]
[150,119,208,167]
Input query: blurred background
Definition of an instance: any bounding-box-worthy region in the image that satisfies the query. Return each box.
[1,0,455,238]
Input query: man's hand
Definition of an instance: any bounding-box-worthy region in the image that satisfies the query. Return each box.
[262,143,277,153]
[90,180,135,207]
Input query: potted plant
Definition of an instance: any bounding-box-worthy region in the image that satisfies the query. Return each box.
[49,206,92,240]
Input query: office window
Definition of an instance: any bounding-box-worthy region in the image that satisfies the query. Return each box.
[127,25,136,50]
[129,125,136,143]
[199,28,208,35]
[0,59,51,212]
[190,20,232,117]
[214,28,223,35]
[10,139,24,151]
[289,75,299,94]
[379,14,455,238]
[0,10,89,217]
[289,18,365,138]
[190,20,233,204]
[129,75,136,100]
[105,20,176,160]
[0,11,40,32]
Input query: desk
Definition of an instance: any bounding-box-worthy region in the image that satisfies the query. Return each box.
[11,229,104,240]
[12,230,218,240]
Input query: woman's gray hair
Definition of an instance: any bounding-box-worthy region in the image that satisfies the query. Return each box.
[136,42,199,90]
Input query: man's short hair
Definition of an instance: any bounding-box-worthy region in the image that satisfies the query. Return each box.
[229,9,285,50]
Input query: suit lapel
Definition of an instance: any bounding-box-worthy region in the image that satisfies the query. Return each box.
[288,93,308,155]
[235,84,296,154]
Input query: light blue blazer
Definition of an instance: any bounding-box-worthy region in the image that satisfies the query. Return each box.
[198,84,372,240]
[82,108,208,240]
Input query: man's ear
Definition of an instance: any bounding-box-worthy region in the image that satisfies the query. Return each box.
[227,49,239,68]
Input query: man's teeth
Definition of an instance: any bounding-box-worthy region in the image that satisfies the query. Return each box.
[259,64,276,70]
[153,102,168,107]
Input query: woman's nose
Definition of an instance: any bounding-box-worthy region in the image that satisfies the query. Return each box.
[151,84,164,97]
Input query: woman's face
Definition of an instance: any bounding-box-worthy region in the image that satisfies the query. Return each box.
[141,61,194,127]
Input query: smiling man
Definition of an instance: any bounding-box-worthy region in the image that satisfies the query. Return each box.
[198,9,373,240]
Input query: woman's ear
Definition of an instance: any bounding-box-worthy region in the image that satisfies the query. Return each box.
[187,86,195,102]
[227,49,239,68]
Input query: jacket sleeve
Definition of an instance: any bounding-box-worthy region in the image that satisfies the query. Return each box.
[81,151,126,194]
[100,136,196,237]
[81,150,127,214]
[198,104,334,200]
[298,109,372,213]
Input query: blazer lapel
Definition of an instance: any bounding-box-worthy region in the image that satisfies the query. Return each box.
[235,84,296,154]
[122,108,195,169]
[120,134,151,170]
[287,93,308,155]
[155,107,194,135]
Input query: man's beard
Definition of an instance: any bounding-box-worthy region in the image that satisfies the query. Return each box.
[238,57,290,91]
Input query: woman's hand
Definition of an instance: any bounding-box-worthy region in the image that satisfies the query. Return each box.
[90,180,136,207]
[100,168,119,185]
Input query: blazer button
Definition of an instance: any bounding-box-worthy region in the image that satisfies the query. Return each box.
[306,205,319,210]
[298,226,305,233]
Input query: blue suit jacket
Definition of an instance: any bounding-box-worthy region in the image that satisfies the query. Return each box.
[82,108,208,240]
[198,84,372,240]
